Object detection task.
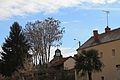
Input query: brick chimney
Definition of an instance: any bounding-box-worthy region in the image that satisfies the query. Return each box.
[105,26,111,33]
[93,30,99,42]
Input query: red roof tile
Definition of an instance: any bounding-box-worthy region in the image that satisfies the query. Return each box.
[79,27,120,49]
[51,56,74,67]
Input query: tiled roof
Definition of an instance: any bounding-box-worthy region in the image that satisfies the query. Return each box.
[50,56,74,67]
[52,58,68,66]
[80,27,120,49]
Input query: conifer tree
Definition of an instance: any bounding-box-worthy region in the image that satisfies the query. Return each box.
[0,22,30,76]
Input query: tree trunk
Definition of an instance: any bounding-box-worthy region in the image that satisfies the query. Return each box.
[47,44,51,63]
[88,72,92,80]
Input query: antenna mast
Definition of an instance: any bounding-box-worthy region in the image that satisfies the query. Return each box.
[102,10,110,27]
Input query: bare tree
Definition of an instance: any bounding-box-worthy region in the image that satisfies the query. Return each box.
[24,17,64,65]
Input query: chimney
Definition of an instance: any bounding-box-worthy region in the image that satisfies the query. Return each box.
[93,30,99,42]
[105,26,111,33]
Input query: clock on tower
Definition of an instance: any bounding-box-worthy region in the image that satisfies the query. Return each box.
[54,49,63,60]
[55,49,61,56]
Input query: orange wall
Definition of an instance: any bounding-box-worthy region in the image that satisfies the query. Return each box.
[64,58,76,70]
[77,40,120,80]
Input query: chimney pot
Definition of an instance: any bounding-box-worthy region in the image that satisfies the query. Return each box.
[93,30,99,42]
[105,26,111,33]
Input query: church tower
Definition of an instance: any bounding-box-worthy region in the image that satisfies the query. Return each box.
[54,48,63,60]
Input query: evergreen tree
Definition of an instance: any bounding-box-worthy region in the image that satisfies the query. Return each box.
[0,22,30,76]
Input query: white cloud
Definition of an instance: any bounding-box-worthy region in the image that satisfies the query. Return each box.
[62,20,81,24]
[0,46,2,51]
[107,0,117,3]
[0,0,119,20]
[0,47,2,59]
[0,45,76,61]
[50,47,77,60]
[80,0,105,4]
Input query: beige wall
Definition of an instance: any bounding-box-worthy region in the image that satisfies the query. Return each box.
[77,40,120,80]
[64,57,76,70]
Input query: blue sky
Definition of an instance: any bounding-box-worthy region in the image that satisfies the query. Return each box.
[0,0,120,57]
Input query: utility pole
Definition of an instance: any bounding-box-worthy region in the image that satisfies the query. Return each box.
[102,10,110,26]
[74,39,80,48]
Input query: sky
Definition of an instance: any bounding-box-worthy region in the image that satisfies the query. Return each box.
[0,0,120,58]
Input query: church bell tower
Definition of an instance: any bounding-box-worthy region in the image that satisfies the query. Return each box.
[54,48,63,60]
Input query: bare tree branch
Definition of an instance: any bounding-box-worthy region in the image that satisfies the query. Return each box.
[24,17,65,65]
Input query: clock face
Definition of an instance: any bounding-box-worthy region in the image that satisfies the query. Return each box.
[56,52,60,56]
[55,49,61,57]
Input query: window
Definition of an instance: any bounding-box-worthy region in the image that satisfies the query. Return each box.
[101,76,104,80]
[64,67,68,70]
[112,49,115,56]
[99,52,103,58]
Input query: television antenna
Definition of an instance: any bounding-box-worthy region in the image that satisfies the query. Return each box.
[102,10,110,26]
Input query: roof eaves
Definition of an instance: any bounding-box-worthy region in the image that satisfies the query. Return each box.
[80,38,120,49]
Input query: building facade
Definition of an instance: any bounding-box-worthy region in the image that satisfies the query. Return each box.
[49,48,76,80]
[77,26,120,80]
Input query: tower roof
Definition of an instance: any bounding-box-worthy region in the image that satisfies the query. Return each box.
[55,49,61,53]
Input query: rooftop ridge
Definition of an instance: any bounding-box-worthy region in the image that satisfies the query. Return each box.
[92,27,120,37]
[79,27,120,49]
